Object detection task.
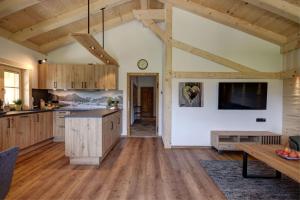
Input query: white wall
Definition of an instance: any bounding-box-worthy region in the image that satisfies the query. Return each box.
[171,8,283,146]
[0,37,44,88]
[47,21,164,136]
[172,79,283,146]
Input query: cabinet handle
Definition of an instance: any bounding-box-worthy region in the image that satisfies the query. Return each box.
[95,82,97,88]
[118,117,120,125]
[7,118,10,129]
[54,82,57,88]
[20,115,29,118]
[111,121,113,130]
[85,82,87,88]
[72,82,74,88]
[82,82,84,88]
[37,114,39,122]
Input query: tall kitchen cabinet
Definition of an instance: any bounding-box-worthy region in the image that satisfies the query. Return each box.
[38,64,118,90]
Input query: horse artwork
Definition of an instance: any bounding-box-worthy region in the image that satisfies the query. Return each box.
[179,82,203,107]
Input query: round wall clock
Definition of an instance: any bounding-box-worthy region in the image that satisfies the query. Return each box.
[137,59,148,70]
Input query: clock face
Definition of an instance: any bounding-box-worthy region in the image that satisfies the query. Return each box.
[137,59,148,70]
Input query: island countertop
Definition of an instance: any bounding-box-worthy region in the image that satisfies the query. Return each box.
[65,109,120,118]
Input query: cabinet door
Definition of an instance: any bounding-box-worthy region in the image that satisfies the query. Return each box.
[38,64,48,89]
[105,66,118,90]
[46,64,57,89]
[14,115,31,149]
[72,65,85,89]
[45,112,53,139]
[85,65,95,89]
[1,117,15,150]
[95,65,105,89]
[56,64,73,89]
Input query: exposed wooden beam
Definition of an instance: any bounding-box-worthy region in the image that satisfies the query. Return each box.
[139,19,167,42]
[172,39,258,73]
[242,0,300,24]
[40,12,134,53]
[281,32,300,54]
[10,0,131,42]
[0,27,44,54]
[133,9,165,21]
[280,69,299,79]
[140,0,149,9]
[158,0,288,45]
[162,3,172,148]
[0,0,41,19]
[72,33,118,65]
[172,71,282,79]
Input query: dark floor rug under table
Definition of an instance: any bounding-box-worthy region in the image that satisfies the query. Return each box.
[200,160,300,200]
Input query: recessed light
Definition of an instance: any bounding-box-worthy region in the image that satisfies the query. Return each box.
[90,46,95,50]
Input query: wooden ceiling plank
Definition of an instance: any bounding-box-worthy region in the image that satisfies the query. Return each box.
[281,32,300,54]
[0,0,41,19]
[242,0,300,24]
[172,39,258,73]
[0,27,44,53]
[133,9,165,20]
[158,0,288,45]
[10,0,131,42]
[40,12,134,53]
[72,33,118,65]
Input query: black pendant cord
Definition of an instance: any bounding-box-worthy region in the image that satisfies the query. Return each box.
[88,0,90,34]
[101,8,105,49]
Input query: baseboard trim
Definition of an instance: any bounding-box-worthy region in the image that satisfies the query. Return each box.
[171,145,212,149]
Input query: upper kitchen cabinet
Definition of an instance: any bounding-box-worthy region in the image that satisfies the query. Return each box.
[94,65,118,90]
[38,64,118,90]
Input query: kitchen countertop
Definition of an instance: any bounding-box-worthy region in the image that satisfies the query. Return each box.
[65,109,120,118]
[0,108,101,117]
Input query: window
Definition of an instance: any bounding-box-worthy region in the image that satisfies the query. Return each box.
[4,71,20,104]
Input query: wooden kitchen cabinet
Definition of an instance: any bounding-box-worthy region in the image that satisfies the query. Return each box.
[38,63,118,90]
[65,110,121,165]
[0,112,53,151]
[0,117,16,150]
[53,111,70,142]
[105,65,118,90]
[14,115,32,149]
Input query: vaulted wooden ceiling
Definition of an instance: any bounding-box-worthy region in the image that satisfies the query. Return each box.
[0,0,299,54]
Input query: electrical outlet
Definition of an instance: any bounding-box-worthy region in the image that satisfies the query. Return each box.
[256,118,266,122]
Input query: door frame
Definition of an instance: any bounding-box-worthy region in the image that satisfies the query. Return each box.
[127,73,159,137]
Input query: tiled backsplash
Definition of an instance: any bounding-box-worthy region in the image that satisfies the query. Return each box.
[49,90,123,109]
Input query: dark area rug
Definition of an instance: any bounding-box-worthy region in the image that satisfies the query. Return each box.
[200,160,300,200]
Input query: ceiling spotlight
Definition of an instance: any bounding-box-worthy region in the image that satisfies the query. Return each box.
[100,54,104,58]
[90,46,95,50]
[38,58,48,64]
[106,60,110,64]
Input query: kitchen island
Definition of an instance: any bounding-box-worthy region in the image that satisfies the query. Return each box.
[65,109,121,165]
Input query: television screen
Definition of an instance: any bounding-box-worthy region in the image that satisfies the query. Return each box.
[218,82,268,110]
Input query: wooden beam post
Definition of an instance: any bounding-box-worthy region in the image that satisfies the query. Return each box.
[281,32,300,54]
[133,9,165,21]
[139,19,167,42]
[162,3,172,148]
[172,71,282,79]
[158,0,287,45]
[172,39,258,72]
[242,0,300,24]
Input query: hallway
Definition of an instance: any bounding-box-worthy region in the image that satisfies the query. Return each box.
[130,118,156,137]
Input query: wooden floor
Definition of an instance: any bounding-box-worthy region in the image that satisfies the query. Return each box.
[8,138,242,200]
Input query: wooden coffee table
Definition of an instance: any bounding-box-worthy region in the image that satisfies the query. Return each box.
[237,144,300,183]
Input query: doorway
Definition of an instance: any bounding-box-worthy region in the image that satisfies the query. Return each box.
[127,73,159,137]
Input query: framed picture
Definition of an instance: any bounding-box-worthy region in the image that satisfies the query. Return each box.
[179,82,203,107]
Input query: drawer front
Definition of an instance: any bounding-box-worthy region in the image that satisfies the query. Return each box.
[218,144,237,150]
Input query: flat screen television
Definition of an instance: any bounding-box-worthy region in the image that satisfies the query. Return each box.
[218,82,268,110]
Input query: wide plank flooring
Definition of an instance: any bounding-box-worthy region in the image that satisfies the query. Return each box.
[7,138,242,200]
